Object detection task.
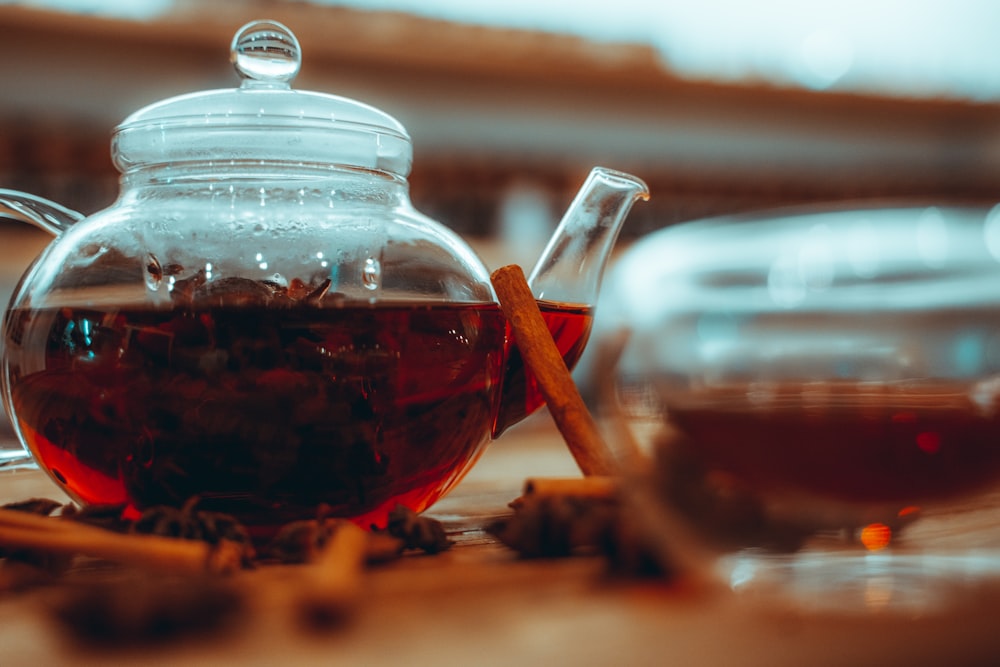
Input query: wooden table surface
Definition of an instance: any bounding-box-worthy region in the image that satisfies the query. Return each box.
[0,416,999,666]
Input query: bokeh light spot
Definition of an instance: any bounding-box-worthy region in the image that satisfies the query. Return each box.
[860,523,892,551]
[916,431,941,454]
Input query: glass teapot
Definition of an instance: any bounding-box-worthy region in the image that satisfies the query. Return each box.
[0,20,648,533]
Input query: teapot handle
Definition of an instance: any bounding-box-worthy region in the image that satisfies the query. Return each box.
[0,189,84,235]
[0,190,83,472]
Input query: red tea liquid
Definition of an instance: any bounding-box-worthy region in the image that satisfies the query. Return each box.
[4,299,591,533]
[666,384,1000,505]
[493,300,593,435]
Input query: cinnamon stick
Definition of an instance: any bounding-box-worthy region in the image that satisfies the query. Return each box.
[491,264,617,476]
[296,520,369,629]
[523,476,618,500]
[0,508,243,575]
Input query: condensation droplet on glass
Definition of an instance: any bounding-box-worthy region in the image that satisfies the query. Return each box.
[363,257,381,291]
[145,253,163,291]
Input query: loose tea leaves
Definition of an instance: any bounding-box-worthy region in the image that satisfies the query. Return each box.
[170,273,334,308]
[488,483,668,578]
[490,494,612,559]
[7,299,509,532]
[0,496,454,646]
[2,498,64,517]
[265,505,451,564]
[62,503,132,533]
[380,505,453,555]
[8,261,597,534]
[130,497,254,567]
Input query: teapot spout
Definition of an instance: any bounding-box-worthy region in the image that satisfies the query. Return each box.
[527,167,649,306]
[490,168,647,437]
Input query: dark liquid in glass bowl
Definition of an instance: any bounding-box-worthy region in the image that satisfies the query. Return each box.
[4,300,591,534]
[665,383,1000,506]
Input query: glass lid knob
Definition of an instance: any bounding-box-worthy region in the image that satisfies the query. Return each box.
[114,18,412,176]
[230,20,302,86]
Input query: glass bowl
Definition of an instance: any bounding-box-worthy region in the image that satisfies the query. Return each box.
[595,202,1000,611]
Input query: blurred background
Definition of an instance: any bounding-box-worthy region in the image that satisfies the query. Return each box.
[2,0,1000,248]
[1,0,999,316]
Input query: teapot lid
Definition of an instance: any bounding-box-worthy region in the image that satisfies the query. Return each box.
[112,20,412,177]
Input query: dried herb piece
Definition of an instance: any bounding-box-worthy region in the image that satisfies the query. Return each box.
[598,509,672,579]
[488,494,616,559]
[263,518,334,564]
[380,505,452,554]
[264,515,406,566]
[288,277,333,305]
[51,574,246,647]
[61,503,132,533]
[1,498,63,517]
[132,497,249,543]
[130,498,254,567]
[267,504,450,563]
[489,485,670,578]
